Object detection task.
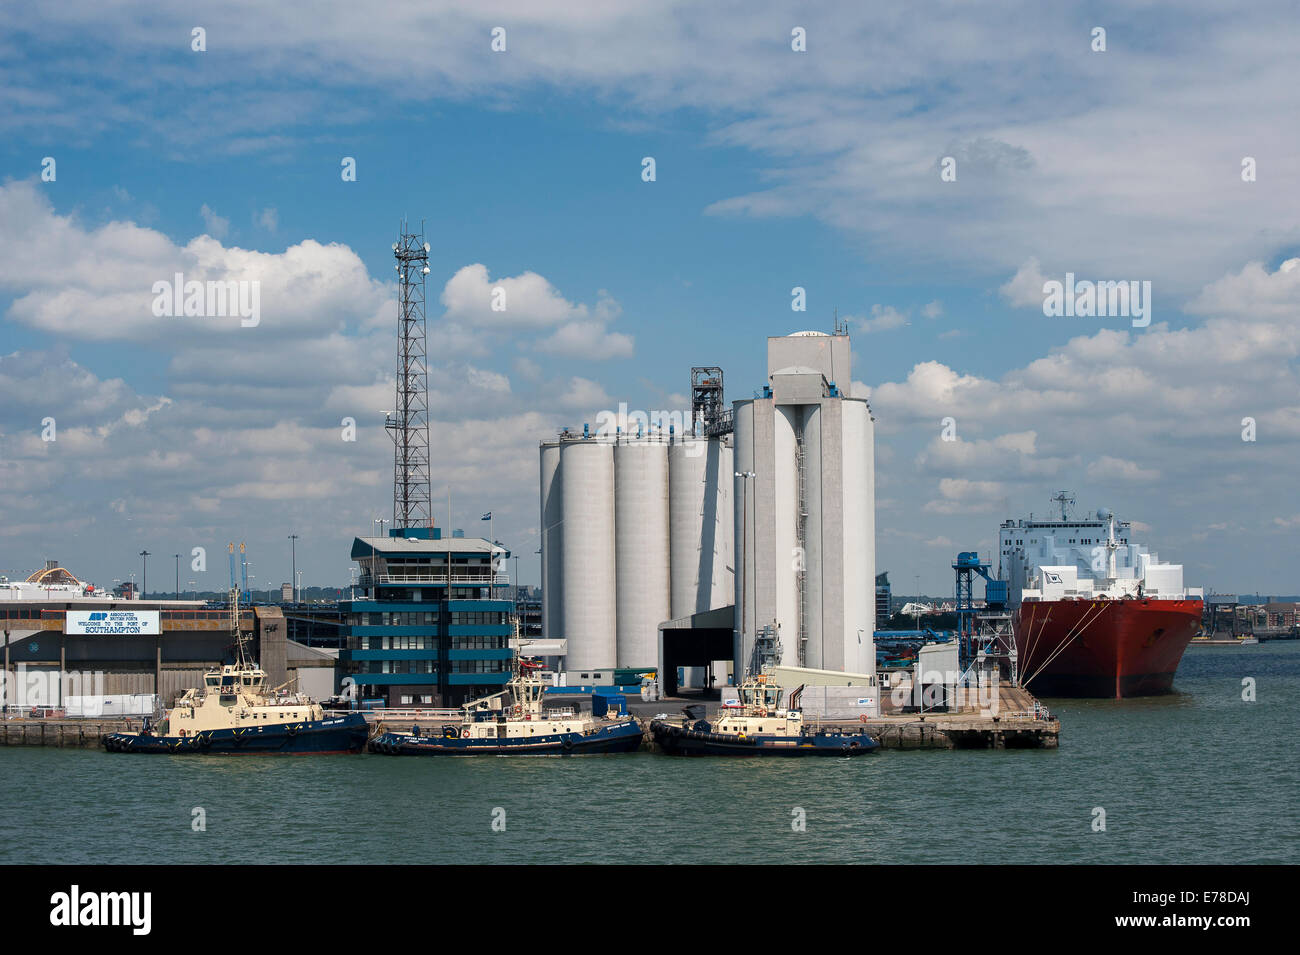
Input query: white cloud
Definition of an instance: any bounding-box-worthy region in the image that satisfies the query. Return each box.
[923,478,1008,515]
[852,304,909,334]
[199,204,229,240]
[553,376,613,411]
[1000,258,1048,308]
[0,182,392,344]
[1086,456,1161,483]
[536,320,634,359]
[1187,257,1300,322]
[438,265,632,359]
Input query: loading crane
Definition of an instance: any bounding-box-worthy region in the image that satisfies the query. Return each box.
[953,551,1016,683]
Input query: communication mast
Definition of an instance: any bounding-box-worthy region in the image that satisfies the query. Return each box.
[385,222,433,531]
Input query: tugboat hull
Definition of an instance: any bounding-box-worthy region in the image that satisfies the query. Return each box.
[102,714,369,755]
[650,720,878,757]
[369,719,644,756]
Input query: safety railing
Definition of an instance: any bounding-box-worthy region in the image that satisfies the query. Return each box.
[359,574,510,585]
[326,707,462,720]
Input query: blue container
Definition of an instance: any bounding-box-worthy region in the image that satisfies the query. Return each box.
[591,692,627,717]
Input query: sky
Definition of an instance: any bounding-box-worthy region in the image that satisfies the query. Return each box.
[1,1,1297,597]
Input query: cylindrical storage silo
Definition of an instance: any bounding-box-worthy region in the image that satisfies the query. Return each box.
[668,438,709,619]
[732,401,757,677]
[614,437,670,667]
[715,440,735,607]
[840,398,876,675]
[697,437,734,613]
[539,441,563,640]
[560,438,616,670]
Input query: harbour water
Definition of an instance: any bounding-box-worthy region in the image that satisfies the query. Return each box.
[3,642,1297,865]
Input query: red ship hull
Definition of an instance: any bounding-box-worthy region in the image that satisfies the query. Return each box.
[1013,598,1203,698]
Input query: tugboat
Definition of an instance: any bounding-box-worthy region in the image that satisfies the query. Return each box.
[368,659,643,756]
[649,671,879,757]
[103,590,368,755]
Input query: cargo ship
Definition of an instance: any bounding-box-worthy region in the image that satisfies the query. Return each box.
[999,493,1203,698]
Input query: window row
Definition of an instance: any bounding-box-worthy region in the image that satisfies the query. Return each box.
[450,611,508,626]
[450,660,509,674]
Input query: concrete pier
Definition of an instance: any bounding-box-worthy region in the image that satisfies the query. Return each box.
[1,718,141,748]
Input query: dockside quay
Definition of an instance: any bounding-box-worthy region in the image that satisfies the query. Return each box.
[340,528,514,707]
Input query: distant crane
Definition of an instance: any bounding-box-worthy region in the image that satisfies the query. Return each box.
[953,551,1015,681]
[227,542,250,602]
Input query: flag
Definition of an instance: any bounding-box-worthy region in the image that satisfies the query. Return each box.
[481,512,492,520]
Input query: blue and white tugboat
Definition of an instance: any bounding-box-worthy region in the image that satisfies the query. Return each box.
[650,671,879,757]
[368,660,643,756]
[103,590,368,755]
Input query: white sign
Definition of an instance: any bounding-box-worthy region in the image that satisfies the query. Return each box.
[66,610,160,635]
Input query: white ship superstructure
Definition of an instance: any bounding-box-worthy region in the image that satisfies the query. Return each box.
[0,564,103,602]
[998,495,1202,606]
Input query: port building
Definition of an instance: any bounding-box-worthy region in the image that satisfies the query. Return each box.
[0,565,335,709]
[339,528,514,707]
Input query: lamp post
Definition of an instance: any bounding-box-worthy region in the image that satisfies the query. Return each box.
[139,550,151,600]
[174,554,180,601]
[288,534,299,603]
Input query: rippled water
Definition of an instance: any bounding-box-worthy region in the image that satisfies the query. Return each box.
[4,642,1297,864]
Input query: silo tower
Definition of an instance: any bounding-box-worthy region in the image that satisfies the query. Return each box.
[733,331,876,679]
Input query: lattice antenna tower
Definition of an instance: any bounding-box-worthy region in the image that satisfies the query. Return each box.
[385,221,432,530]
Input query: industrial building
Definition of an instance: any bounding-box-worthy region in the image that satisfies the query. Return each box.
[539,330,878,694]
[1,565,335,710]
[539,421,733,676]
[732,331,876,677]
[339,528,514,706]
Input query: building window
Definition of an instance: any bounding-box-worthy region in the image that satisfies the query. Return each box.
[450,635,505,650]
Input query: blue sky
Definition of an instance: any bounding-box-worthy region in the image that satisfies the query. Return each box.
[2,2,1298,597]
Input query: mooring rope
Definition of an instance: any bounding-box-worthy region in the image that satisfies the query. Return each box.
[1021,601,1110,688]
